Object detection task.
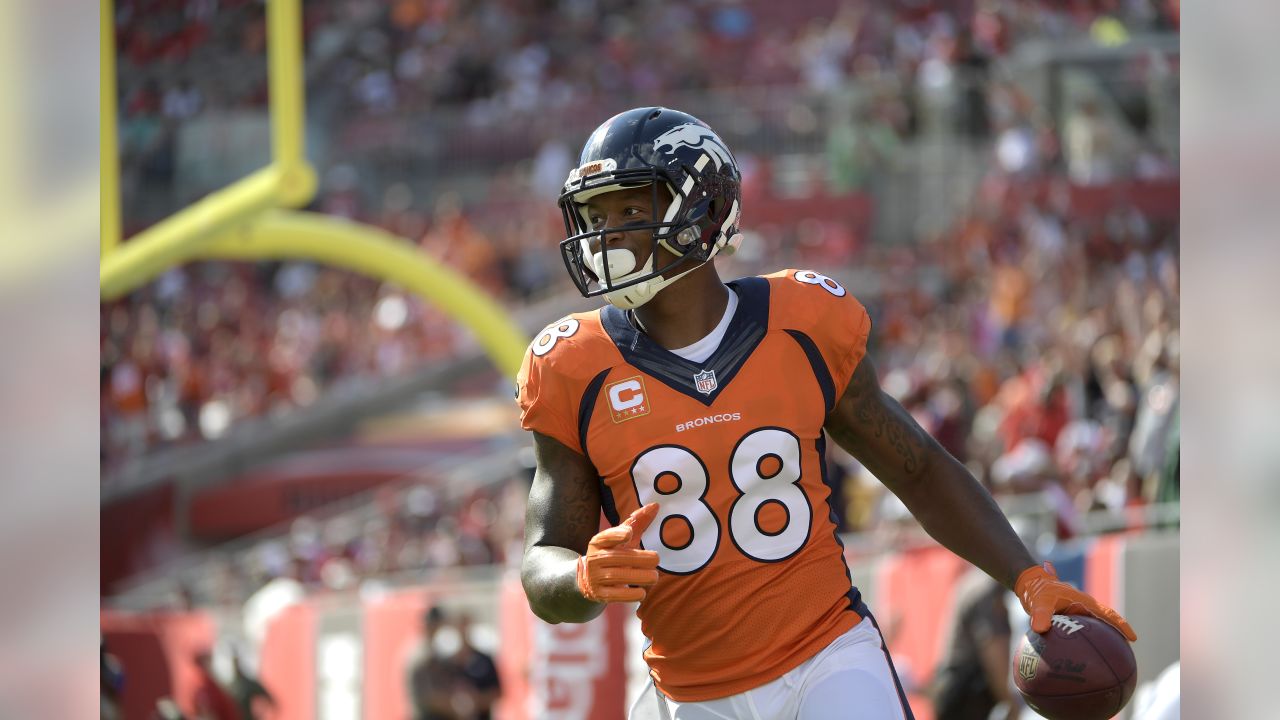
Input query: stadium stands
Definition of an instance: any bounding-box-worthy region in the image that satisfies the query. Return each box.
[103,3,1180,715]
[105,0,1179,474]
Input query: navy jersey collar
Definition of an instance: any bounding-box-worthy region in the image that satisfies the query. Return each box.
[600,276,770,405]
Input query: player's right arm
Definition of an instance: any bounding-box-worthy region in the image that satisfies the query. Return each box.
[517,316,659,622]
[522,431,661,623]
[521,430,608,624]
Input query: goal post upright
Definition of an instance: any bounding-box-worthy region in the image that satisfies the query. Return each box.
[100,0,529,378]
[99,0,315,300]
[265,0,314,206]
[101,0,121,257]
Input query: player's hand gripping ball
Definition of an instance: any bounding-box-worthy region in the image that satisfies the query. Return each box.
[1015,562,1137,642]
[576,504,660,603]
[1013,613,1138,720]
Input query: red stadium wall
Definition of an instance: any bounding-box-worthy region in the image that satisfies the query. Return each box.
[496,579,533,720]
[100,610,219,719]
[497,574,630,720]
[1084,532,1126,611]
[102,531,1175,718]
[102,582,629,719]
[361,586,441,720]
[186,445,463,540]
[872,545,971,719]
[101,483,178,595]
[188,470,402,540]
[259,602,318,720]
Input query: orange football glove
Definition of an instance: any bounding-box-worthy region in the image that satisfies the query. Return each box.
[576,503,661,603]
[1015,561,1137,642]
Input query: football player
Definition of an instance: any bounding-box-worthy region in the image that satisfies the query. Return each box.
[517,107,1135,719]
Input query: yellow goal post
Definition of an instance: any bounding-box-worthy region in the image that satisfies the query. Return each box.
[99,0,528,378]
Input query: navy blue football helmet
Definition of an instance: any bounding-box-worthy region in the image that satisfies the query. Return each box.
[558,107,743,308]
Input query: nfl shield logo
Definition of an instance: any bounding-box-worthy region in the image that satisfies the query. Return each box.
[693,369,717,395]
[1017,644,1039,682]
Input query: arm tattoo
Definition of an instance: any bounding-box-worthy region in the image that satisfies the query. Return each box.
[525,432,601,554]
[540,467,599,549]
[830,358,930,481]
[522,432,606,623]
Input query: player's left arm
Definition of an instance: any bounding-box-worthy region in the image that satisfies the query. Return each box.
[825,355,1136,640]
[825,355,1034,588]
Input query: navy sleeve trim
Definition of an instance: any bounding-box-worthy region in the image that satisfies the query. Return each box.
[577,368,611,463]
[599,483,620,527]
[784,329,837,415]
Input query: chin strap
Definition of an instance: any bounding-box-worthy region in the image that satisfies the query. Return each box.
[603,262,702,309]
[600,226,733,309]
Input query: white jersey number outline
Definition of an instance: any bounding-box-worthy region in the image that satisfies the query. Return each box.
[794,270,847,297]
[531,317,580,357]
[631,427,812,574]
[728,427,811,562]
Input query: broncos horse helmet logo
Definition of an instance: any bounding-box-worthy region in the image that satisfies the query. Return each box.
[652,123,734,170]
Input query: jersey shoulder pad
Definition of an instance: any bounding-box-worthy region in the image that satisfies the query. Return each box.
[522,310,615,377]
[515,310,615,454]
[762,268,856,305]
[762,269,871,396]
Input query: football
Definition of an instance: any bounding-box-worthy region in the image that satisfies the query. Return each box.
[1013,614,1137,720]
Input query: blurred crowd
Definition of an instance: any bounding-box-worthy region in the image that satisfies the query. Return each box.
[149,168,1179,611]
[115,0,1180,223]
[108,0,1180,616]
[115,0,1180,164]
[167,472,531,608]
[839,169,1179,544]
[100,260,474,468]
[105,0,1179,471]
[105,6,1180,717]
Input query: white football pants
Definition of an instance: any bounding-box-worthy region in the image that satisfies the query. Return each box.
[628,616,914,720]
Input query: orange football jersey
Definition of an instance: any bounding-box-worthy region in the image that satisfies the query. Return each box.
[516,269,873,702]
